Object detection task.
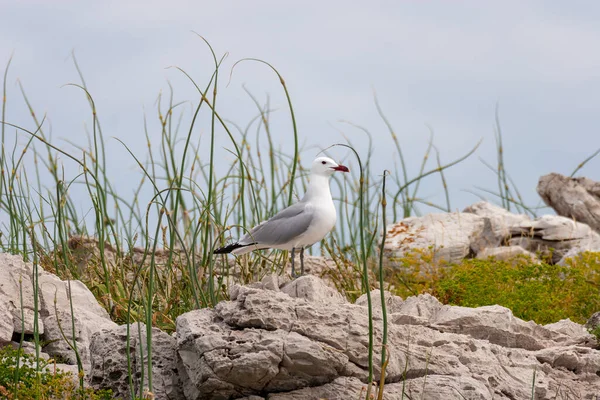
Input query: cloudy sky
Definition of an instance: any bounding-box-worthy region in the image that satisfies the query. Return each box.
[2,1,599,219]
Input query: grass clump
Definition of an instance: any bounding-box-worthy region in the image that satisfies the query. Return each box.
[388,251,600,325]
[0,346,112,400]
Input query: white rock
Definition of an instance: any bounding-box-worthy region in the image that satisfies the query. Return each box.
[476,245,538,262]
[383,212,490,264]
[391,293,442,325]
[509,215,600,263]
[355,289,404,318]
[463,201,530,246]
[544,319,596,346]
[173,276,600,399]
[0,254,43,336]
[37,269,117,366]
[587,312,600,330]
[0,301,14,345]
[281,275,347,304]
[89,323,183,399]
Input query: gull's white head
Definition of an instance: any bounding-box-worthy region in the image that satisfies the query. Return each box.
[311,157,350,177]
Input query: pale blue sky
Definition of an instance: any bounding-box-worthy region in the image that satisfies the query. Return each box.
[2,1,599,218]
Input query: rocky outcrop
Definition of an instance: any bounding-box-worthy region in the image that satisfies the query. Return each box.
[170,275,600,400]
[511,216,600,264]
[383,201,600,266]
[0,253,116,371]
[538,173,600,233]
[89,323,183,399]
[463,201,531,245]
[3,249,598,399]
[0,254,42,341]
[383,212,492,265]
[476,245,538,262]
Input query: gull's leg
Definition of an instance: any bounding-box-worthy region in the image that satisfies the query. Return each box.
[300,247,305,276]
[291,248,296,277]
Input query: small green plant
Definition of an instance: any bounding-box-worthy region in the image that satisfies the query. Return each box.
[0,345,112,400]
[588,326,600,348]
[387,251,600,325]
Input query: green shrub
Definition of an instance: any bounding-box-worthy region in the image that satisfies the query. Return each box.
[389,252,600,325]
[0,345,112,400]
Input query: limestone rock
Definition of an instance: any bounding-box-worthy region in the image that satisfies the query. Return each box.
[508,215,600,263]
[37,269,117,366]
[259,273,289,291]
[538,173,600,233]
[383,212,491,265]
[176,276,600,399]
[545,319,596,345]
[587,312,600,331]
[0,253,43,339]
[177,308,351,399]
[0,301,14,345]
[89,323,182,399]
[355,289,404,318]
[281,275,347,304]
[0,253,116,370]
[463,201,530,247]
[430,304,585,350]
[390,293,442,325]
[476,245,539,262]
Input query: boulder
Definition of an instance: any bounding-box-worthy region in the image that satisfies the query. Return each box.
[508,215,600,263]
[0,253,116,369]
[355,289,404,318]
[36,268,117,367]
[587,312,600,331]
[89,323,183,400]
[545,319,596,346]
[176,276,600,399]
[476,245,538,262]
[430,304,591,350]
[538,173,600,233]
[384,202,600,266]
[281,275,347,304]
[0,253,43,341]
[463,201,530,247]
[389,293,442,325]
[383,212,493,265]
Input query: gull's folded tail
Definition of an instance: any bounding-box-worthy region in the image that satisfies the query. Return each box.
[213,242,254,254]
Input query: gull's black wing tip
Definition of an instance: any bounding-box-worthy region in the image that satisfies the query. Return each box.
[213,242,255,254]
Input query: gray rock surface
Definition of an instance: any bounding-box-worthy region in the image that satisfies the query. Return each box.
[281,275,346,304]
[538,173,600,233]
[476,245,539,262]
[355,289,404,317]
[383,212,491,264]
[175,276,600,400]
[545,318,596,345]
[0,254,43,341]
[463,201,530,247]
[383,202,600,266]
[0,253,116,369]
[0,301,14,345]
[587,312,600,331]
[89,323,182,400]
[509,215,600,263]
[36,265,117,366]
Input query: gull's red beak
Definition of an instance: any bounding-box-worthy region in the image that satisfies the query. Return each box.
[332,164,349,172]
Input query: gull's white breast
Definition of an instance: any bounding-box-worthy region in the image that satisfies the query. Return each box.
[294,200,337,248]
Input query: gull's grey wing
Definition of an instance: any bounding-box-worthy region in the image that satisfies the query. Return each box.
[240,201,314,246]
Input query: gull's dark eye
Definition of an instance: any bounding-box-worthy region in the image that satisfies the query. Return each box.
[321,161,326,165]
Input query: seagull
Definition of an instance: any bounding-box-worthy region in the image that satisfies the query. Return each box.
[213,156,349,277]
